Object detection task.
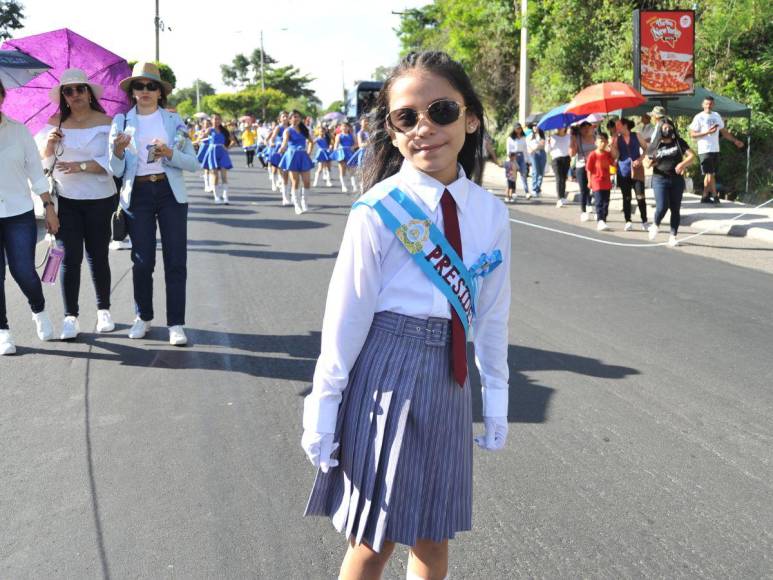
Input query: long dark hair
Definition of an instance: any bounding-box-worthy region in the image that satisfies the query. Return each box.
[127,82,168,109]
[292,109,309,139]
[0,78,5,99]
[510,124,524,139]
[59,85,106,123]
[362,51,486,190]
[212,114,231,145]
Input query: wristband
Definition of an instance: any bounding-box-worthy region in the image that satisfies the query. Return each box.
[43,201,54,209]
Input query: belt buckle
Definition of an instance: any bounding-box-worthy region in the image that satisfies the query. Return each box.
[149,174,159,183]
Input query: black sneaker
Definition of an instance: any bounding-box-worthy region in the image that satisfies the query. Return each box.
[700,197,712,203]
[713,196,720,205]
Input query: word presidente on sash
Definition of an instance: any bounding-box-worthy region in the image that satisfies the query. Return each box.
[425,244,473,322]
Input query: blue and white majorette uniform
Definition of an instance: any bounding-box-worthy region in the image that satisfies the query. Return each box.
[197,129,233,170]
[346,130,369,168]
[278,127,314,172]
[269,126,286,168]
[332,133,355,163]
[313,137,332,163]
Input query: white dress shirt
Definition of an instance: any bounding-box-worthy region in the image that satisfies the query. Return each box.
[36,124,116,200]
[304,161,511,433]
[0,115,49,218]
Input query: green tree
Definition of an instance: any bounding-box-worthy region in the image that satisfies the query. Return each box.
[168,80,216,108]
[372,65,393,81]
[0,0,24,41]
[324,100,345,114]
[203,87,288,121]
[175,98,196,119]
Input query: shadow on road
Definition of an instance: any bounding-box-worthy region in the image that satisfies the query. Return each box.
[188,216,330,230]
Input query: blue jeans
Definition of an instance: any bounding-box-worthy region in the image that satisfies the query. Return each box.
[514,153,529,194]
[530,150,547,194]
[127,180,188,326]
[593,189,611,222]
[577,167,591,212]
[652,174,685,235]
[0,211,45,329]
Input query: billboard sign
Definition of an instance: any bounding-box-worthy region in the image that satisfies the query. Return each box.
[633,10,695,96]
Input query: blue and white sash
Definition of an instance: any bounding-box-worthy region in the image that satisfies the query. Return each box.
[354,188,502,338]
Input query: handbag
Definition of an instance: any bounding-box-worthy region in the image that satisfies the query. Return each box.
[111,205,128,241]
[110,113,130,242]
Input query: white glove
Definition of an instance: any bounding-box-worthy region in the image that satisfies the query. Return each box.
[301,431,339,472]
[475,417,508,451]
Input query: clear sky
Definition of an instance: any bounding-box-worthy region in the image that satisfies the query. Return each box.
[15,0,428,107]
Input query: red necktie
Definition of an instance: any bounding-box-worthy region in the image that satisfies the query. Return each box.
[440,189,468,387]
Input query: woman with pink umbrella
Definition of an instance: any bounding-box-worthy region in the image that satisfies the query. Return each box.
[36,68,117,340]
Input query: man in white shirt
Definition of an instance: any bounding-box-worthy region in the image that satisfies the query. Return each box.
[637,113,655,148]
[689,96,744,204]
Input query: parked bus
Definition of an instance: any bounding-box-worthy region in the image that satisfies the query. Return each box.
[345,81,383,120]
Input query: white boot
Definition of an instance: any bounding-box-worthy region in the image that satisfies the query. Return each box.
[292,188,302,215]
[313,171,320,187]
[281,180,290,206]
[213,184,223,204]
[300,188,308,213]
[270,173,277,192]
[341,176,348,193]
[350,176,357,191]
[221,185,229,205]
[203,173,210,192]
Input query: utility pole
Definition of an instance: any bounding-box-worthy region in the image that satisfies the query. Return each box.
[341,60,346,111]
[154,0,160,61]
[195,79,200,111]
[518,0,530,125]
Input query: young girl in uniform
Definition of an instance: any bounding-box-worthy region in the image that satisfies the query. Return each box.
[196,113,233,204]
[267,112,290,203]
[277,110,315,215]
[331,121,356,193]
[312,126,334,187]
[346,116,370,195]
[302,51,511,580]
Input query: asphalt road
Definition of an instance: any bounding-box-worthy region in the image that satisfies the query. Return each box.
[2,152,771,579]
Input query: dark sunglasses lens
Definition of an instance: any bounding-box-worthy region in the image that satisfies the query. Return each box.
[389,108,418,132]
[62,85,88,97]
[428,100,461,125]
[132,81,159,92]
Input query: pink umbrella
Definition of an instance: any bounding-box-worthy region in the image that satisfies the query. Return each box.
[1,28,131,134]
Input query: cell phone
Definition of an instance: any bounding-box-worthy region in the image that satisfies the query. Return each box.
[146,144,157,163]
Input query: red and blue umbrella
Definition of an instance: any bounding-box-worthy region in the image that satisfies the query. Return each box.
[1,28,131,133]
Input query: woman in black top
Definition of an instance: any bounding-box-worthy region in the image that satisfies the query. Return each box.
[644,118,695,247]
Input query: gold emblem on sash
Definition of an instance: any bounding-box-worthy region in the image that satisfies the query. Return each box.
[396,219,431,254]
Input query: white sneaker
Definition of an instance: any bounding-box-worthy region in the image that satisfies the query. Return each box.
[555,200,563,208]
[128,317,151,339]
[0,329,16,355]
[648,223,659,241]
[294,198,303,215]
[32,311,54,341]
[525,192,532,200]
[168,325,187,346]
[96,310,115,333]
[668,234,679,247]
[597,220,609,231]
[109,239,132,251]
[580,211,590,222]
[60,316,80,340]
[641,222,650,231]
[624,221,633,231]
[325,179,332,187]
[222,191,229,205]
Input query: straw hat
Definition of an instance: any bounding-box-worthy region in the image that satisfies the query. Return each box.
[119,61,173,94]
[48,68,103,104]
[649,105,667,119]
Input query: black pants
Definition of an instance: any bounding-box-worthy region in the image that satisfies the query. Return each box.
[593,189,611,222]
[56,195,116,317]
[551,156,570,199]
[245,149,255,166]
[617,175,648,223]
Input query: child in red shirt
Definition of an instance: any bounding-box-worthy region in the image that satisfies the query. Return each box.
[586,132,615,231]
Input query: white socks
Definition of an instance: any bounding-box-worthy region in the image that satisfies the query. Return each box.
[313,171,320,187]
[292,187,302,215]
[406,572,448,580]
[221,185,229,204]
[203,173,211,192]
[300,187,307,212]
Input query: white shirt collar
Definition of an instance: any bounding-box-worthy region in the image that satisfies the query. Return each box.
[398,160,469,213]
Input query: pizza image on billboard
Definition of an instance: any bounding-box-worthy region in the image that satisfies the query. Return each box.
[639,10,695,96]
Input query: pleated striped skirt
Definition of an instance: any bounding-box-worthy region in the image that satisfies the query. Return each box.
[304,311,473,553]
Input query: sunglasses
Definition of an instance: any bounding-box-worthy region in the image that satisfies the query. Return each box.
[387,98,467,133]
[61,85,89,97]
[131,81,160,92]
